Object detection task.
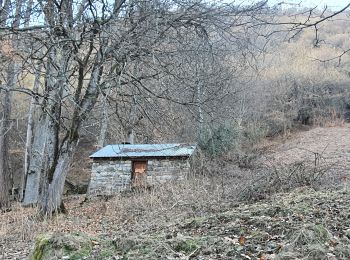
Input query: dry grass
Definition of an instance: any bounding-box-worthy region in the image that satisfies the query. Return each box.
[240,124,350,199]
[7,187,350,259]
[2,125,350,259]
[0,173,249,259]
[263,124,350,168]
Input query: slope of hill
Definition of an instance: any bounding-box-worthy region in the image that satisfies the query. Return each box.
[1,124,350,259]
[10,189,350,259]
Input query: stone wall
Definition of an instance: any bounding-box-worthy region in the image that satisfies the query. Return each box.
[146,159,190,184]
[87,158,191,196]
[87,160,132,196]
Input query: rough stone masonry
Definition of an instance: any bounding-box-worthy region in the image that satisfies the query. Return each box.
[87,159,191,196]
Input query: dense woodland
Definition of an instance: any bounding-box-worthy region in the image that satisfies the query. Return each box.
[1,0,350,258]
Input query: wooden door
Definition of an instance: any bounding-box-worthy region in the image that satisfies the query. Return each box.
[132,161,147,187]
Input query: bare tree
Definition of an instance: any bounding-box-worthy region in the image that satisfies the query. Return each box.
[0,0,24,209]
[0,0,271,215]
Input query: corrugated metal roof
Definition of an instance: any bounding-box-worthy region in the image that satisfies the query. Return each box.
[90,143,196,158]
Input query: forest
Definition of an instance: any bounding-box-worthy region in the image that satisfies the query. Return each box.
[1,0,350,259]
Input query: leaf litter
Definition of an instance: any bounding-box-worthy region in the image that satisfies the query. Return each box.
[2,125,350,259]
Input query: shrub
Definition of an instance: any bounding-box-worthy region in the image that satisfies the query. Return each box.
[261,80,350,136]
[197,123,241,157]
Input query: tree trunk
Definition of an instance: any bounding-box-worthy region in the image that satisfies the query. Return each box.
[22,115,49,206]
[195,61,204,136]
[0,0,25,207]
[196,80,204,132]
[23,46,67,206]
[21,64,41,201]
[22,104,61,207]
[0,39,21,207]
[25,47,103,215]
[39,139,78,216]
[0,84,12,208]
[126,95,137,144]
[97,99,108,148]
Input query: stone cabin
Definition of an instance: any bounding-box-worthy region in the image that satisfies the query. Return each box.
[87,143,196,196]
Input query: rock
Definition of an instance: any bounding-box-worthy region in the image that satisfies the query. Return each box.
[30,232,94,260]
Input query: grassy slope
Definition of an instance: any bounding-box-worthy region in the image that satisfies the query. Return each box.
[31,188,350,260]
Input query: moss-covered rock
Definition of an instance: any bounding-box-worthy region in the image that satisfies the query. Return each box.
[30,232,94,260]
[31,234,51,260]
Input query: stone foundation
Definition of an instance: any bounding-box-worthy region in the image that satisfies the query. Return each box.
[87,158,191,196]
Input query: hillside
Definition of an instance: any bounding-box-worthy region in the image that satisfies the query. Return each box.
[19,189,350,260]
[1,2,350,259]
[1,124,350,259]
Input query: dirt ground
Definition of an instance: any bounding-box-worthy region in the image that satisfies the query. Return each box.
[1,124,350,259]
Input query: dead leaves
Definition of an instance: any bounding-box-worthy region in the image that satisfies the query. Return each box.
[3,188,350,259]
[239,234,246,246]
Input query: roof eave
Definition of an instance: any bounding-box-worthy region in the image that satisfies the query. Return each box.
[90,155,192,160]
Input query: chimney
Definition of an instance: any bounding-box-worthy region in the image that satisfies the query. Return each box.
[127,129,134,144]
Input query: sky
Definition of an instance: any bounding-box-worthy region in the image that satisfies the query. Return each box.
[268,0,350,10]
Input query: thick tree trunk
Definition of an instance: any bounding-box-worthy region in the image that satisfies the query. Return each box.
[22,105,60,206]
[23,46,66,206]
[44,50,102,216]
[24,47,103,215]
[22,115,49,206]
[39,139,77,216]
[21,65,41,201]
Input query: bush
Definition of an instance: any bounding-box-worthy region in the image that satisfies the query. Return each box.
[241,121,268,146]
[295,85,348,126]
[195,121,266,171]
[264,111,294,136]
[262,80,350,136]
[197,123,241,157]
